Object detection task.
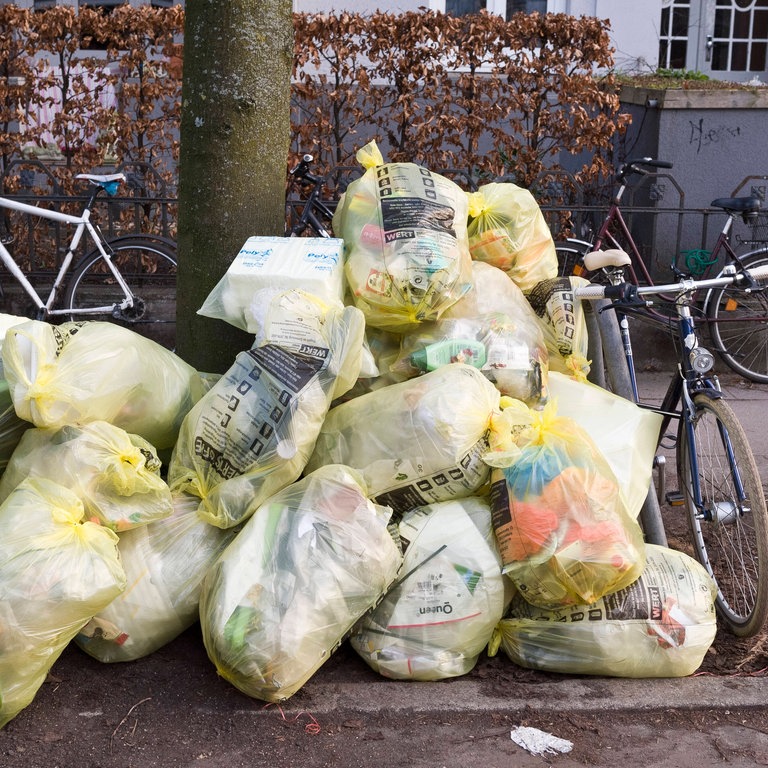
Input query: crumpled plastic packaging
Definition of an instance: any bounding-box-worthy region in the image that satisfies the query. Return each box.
[0,477,126,728]
[2,319,203,450]
[351,496,510,681]
[75,491,238,662]
[510,726,573,756]
[0,420,173,531]
[199,464,403,702]
[333,140,473,332]
[169,290,366,528]
[305,363,501,515]
[491,544,718,678]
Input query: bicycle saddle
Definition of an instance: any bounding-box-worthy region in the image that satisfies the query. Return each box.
[709,196,761,214]
[75,173,127,184]
[583,248,632,271]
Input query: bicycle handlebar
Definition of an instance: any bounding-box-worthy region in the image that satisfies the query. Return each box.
[574,262,768,302]
[616,157,674,182]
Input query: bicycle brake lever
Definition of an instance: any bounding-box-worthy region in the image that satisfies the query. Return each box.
[598,283,651,312]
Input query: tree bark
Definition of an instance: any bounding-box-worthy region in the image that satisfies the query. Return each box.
[176,0,293,372]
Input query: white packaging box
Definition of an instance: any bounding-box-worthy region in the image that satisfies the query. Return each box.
[198,236,345,332]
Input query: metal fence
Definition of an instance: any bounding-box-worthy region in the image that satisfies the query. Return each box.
[0,159,177,277]
[3,158,767,285]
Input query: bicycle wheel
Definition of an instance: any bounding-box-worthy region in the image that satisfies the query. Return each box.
[64,237,177,350]
[554,241,587,277]
[707,248,768,384]
[677,393,768,636]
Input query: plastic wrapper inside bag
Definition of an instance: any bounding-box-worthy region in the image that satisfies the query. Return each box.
[2,319,204,450]
[484,397,646,609]
[0,421,173,531]
[391,261,549,406]
[197,236,345,332]
[490,544,718,678]
[466,182,558,293]
[305,363,501,516]
[199,464,403,703]
[333,140,473,332]
[168,291,366,528]
[351,496,510,681]
[75,491,238,663]
[0,477,126,728]
[526,276,591,381]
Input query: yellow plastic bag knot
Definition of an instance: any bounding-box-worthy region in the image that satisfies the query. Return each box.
[355,139,384,169]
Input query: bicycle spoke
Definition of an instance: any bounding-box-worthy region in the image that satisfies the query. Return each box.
[680,395,768,636]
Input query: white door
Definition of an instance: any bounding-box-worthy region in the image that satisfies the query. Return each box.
[660,0,768,82]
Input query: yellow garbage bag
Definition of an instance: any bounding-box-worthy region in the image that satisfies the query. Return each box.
[0,421,173,531]
[351,496,510,681]
[169,293,366,528]
[305,363,502,516]
[75,491,237,662]
[2,320,203,450]
[484,397,646,609]
[333,140,473,332]
[199,464,402,702]
[0,477,126,728]
[526,276,592,381]
[490,544,717,678]
[467,182,558,293]
[391,261,549,406]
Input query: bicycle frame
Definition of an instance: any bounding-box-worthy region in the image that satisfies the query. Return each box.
[585,271,761,519]
[0,194,135,318]
[287,154,334,238]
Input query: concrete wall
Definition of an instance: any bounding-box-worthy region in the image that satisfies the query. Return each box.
[615,86,768,279]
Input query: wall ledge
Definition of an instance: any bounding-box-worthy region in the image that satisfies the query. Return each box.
[620,84,768,109]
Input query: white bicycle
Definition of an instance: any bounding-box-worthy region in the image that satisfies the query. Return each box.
[0,172,177,349]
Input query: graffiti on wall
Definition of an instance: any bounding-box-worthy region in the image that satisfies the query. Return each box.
[688,118,742,154]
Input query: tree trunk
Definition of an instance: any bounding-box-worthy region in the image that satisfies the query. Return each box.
[176,0,293,372]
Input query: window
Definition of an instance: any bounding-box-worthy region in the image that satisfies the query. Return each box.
[658,0,690,69]
[445,0,485,12]
[507,0,547,13]
[712,0,768,71]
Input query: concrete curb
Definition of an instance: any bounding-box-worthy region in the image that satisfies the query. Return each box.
[232,675,768,716]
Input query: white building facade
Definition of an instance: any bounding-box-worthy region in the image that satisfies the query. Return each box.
[295,0,768,83]
[5,0,767,83]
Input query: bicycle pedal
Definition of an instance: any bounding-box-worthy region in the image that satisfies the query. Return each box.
[0,234,14,245]
[665,490,685,506]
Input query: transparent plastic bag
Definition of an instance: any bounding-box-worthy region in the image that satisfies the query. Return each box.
[391,262,549,405]
[199,464,402,702]
[491,544,718,678]
[305,363,501,515]
[0,477,126,728]
[0,421,173,531]
[467,182,558,292]
[75,492,237,662]
[351,496,509,681]
[169,293,366,528]
[484,397,646,609]
[334,140,473,332]
[2,320,202,450]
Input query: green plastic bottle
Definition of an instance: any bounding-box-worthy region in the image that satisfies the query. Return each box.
[410,339,487,372]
